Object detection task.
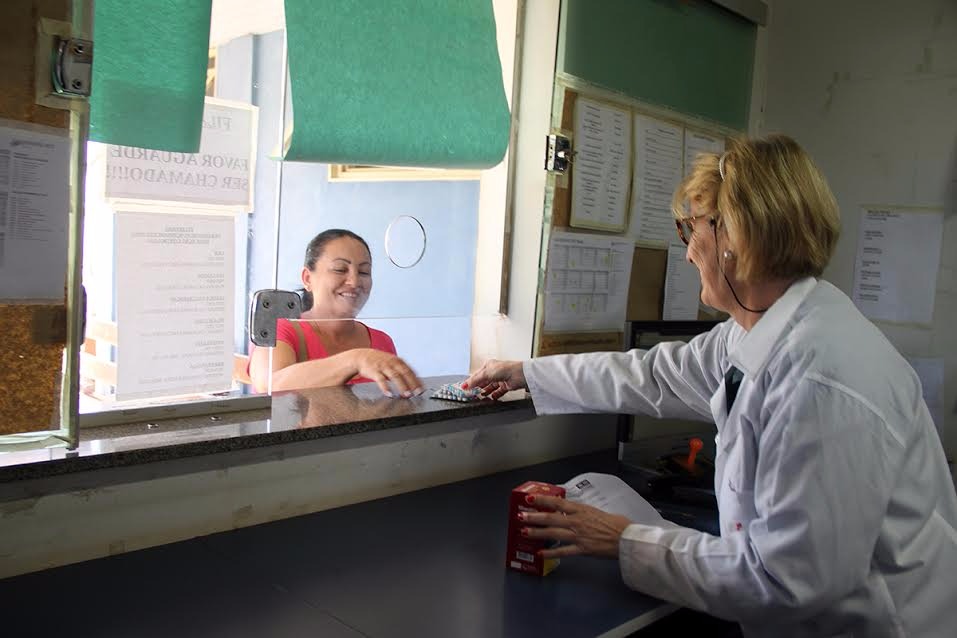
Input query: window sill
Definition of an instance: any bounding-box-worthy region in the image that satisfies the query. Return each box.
[0,376,533,483]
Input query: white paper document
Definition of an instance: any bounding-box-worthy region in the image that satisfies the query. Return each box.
[851,207,943,324]
[115,212,235,401]
[544,230,634,332]
[907,357,945,439]
[562,473,667,526]
[628,115,684,245]
[105,98,257,210]
[663,242,702,320]
[683,130,725,176]
[570,98,631,231]
[0,122,71,300]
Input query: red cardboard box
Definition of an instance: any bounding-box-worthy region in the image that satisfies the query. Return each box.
[506,481,566,576]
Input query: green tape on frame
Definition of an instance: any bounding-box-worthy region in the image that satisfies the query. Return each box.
[282,0,510,169]
[89,0,213,153]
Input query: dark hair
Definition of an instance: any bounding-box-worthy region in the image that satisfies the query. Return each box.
[300,229,371,310]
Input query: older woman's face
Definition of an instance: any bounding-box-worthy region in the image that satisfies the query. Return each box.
[683,202,735,313]
[302,237,372,318]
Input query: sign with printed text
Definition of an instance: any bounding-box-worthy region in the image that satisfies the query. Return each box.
[104,98,257,210]
[115,211,235,401]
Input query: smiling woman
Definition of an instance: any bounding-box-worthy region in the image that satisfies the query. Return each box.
[248,229,423,397]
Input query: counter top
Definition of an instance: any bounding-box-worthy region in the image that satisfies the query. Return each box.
[0,376,533,482]
[2,451,678,638]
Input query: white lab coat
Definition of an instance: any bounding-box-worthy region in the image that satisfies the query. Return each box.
[524,278,957,637]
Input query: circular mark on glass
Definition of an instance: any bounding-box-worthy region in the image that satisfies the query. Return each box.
[385,215,427,268]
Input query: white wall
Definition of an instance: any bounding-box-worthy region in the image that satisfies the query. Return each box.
[760,0,957,461]
[473,0,560,368]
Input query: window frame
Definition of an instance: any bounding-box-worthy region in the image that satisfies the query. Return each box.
[328,165,481,182]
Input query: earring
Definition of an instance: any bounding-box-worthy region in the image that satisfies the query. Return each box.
[723,250,734,260]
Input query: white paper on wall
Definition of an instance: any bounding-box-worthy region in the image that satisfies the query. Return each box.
[628,115,684,245]
[570,98,631,231]
[683,130,725,176]
[115,211,235,401]
[663,242,702,320]
[0,121,70,301]
[545,229,634,332]
[851,207,943,325]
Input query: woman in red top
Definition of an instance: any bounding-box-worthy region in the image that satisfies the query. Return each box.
[249,229,422,397]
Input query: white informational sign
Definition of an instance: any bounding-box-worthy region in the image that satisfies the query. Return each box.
[852,207,943,325]
[663,242,702,320]
[683,130,725,175]
[0,121,70,300]
[544,229,634,332]
[570,98,631,231]
[115,211,235,401]
[105,98,257,210]
[907,357,945,439]
[628,114,684,245]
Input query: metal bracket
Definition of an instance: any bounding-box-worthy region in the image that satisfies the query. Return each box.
[52,37,93,97]
[545,134,574,173]
[35,18,90,111]
[249,290,302,347]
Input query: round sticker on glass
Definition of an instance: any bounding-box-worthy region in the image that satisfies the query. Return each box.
[385,215,426,268]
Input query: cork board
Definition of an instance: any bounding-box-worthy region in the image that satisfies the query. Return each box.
[0,0,71,435]
[536,87,628,357]
[627,247,667,321]
[538,331,623,357]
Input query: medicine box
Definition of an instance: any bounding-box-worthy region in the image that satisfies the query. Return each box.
[505,481,566,576]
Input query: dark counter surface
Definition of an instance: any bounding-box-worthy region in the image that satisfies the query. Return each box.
[0,376,533,482]
[1,451,679,638]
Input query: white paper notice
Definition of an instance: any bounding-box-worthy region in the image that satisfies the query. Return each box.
[628,115,684,244]
[907,357,945,438]
[683,130,725,175]
[115,212,235,401]
[663,242,701,320]
[105,98,257,210]
[852,207,943,324]
[562,473,669,526]
[0,123,70,300]
[570,98,631,231]
[544,230,634,332]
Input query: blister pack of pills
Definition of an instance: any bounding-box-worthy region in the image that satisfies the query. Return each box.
[430,382,484,402]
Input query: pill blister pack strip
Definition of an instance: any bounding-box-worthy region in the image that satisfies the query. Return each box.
[430,383,485,402]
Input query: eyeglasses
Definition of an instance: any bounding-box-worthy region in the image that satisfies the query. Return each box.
[674,213,716,246]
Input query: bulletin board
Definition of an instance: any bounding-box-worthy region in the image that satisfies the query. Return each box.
[532,81,734,358]
[0,0,72,435]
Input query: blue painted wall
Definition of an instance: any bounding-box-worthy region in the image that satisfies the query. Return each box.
[217,31,478,377]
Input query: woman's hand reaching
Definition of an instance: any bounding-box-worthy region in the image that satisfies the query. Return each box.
[353,349,423,398]
[461,359,527,400]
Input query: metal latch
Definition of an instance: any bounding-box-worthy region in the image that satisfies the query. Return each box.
[249,290,302,347]
[52,37,93,97]
[545,134,574,173]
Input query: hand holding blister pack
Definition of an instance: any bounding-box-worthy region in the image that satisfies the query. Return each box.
[430,382,485,402]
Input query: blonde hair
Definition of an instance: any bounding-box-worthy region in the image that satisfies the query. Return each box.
[672,134,840,283]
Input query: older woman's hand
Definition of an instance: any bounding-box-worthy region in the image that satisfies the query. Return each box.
[353,349,423,398]
[461,359,527,400]
[518,494,633,559]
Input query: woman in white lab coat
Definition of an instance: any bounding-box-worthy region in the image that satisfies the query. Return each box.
[463,135,957,637]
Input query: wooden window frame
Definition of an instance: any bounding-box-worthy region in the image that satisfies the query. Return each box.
[328,165,481,182]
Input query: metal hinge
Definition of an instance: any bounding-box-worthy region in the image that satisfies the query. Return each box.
[52,37,93,97]
[545,134,574,173]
